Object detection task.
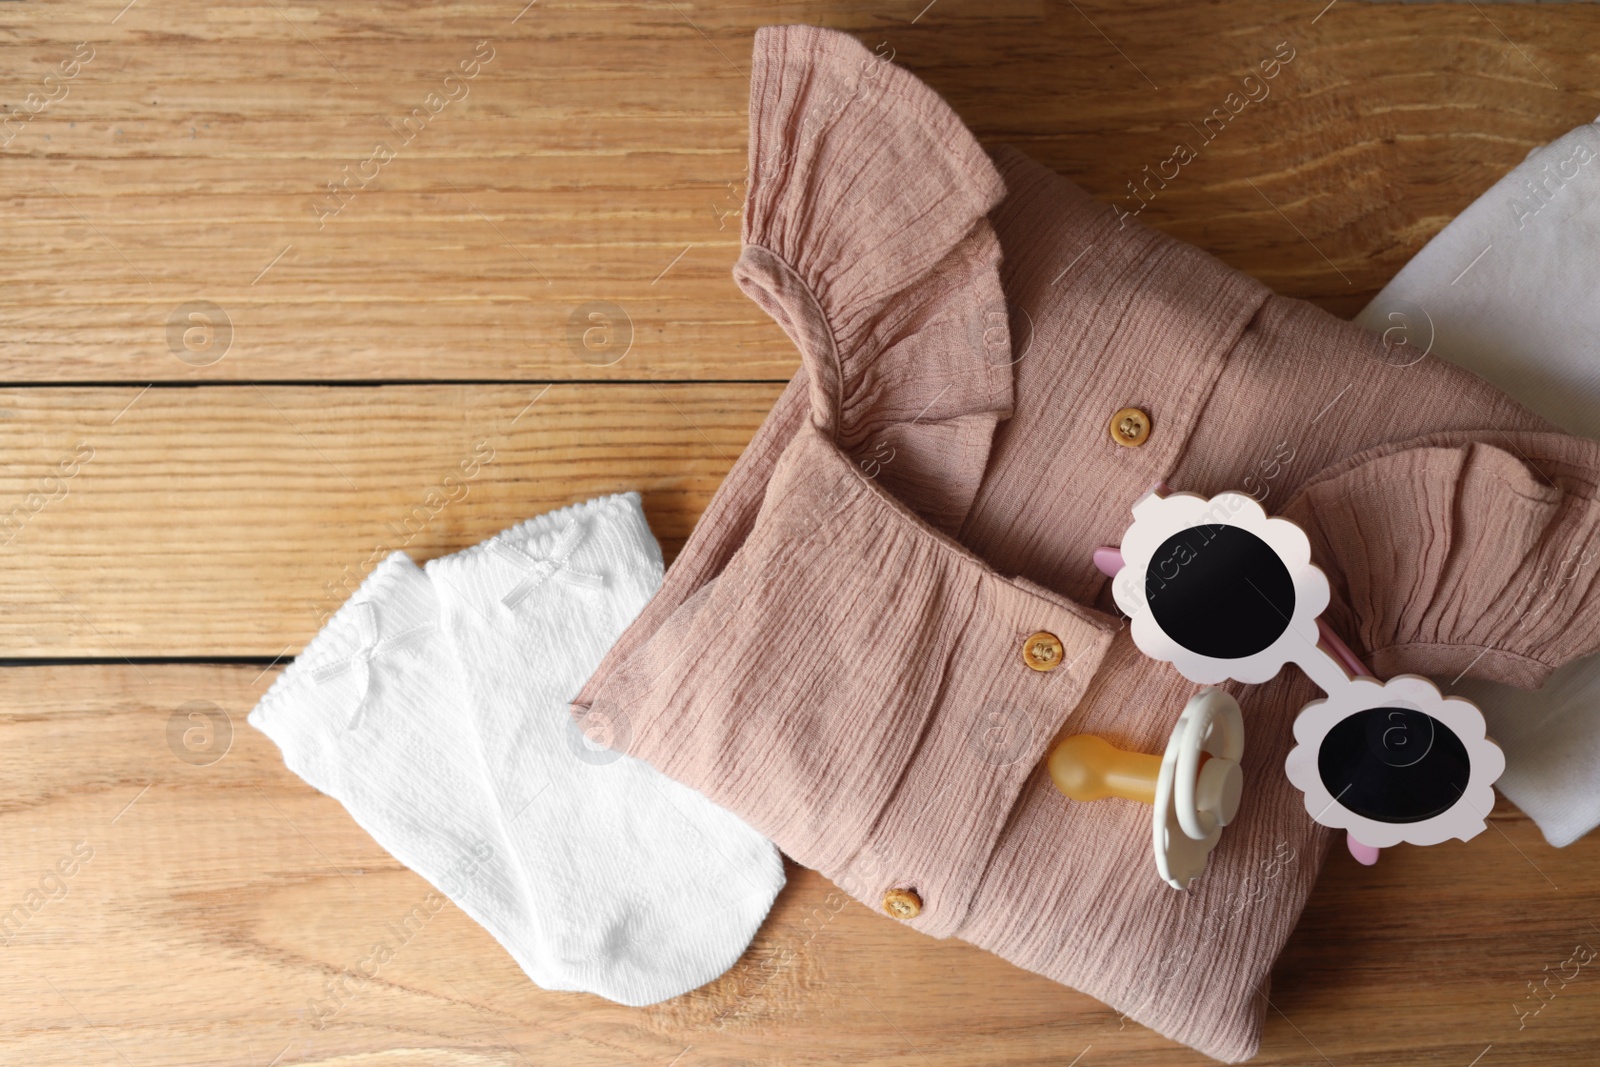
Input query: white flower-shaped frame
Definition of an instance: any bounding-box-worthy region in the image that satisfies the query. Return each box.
[1112,489,1331,685]
[1284,674,1505,848]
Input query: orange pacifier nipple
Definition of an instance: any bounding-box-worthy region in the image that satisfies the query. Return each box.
[1047,688,1245,889]
[1049,734,1162,806]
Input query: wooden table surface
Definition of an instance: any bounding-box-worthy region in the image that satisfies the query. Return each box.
[3,1,1599,1064]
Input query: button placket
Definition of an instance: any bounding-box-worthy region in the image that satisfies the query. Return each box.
[864,617,1113,934]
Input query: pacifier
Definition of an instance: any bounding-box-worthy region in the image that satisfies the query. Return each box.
[1048,687,1245,889]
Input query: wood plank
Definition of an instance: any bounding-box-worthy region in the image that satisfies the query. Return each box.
[0,383,781,657]
[4,2,1598,380]
[1,662,1596,1066]
[5,5,1599,1067]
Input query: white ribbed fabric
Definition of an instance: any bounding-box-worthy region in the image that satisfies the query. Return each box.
[250,492,785,1005]
[248,553,559,986]
[1356,117,1600,847]
[425,493,784,1005]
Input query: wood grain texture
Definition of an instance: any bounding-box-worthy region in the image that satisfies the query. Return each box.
[0,383,781,657]
[2,1,1598,380]
[1,664,1596,1067]
[4,1,1600,1064]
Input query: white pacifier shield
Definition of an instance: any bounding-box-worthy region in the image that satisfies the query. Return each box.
[1153,687,1246,889]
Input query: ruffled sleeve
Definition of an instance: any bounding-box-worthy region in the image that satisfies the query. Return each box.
[1281,431,1600,688]
[733,25,1013,534]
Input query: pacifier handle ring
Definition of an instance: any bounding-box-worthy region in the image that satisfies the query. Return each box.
[1172,689,1245,842]
[1173,705,1214,840]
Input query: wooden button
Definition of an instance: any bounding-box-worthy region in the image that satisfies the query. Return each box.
[1022,631,1065,672]
[883,887,922,920]
[1109,406,1151,447]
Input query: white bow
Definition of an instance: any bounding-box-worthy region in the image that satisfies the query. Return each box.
[489,519,606,612]
[312,601,433,729]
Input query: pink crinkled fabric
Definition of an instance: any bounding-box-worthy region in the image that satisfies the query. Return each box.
[574,25,1600,1061]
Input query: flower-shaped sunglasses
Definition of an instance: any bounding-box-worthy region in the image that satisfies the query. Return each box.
[1048,485,1504,888]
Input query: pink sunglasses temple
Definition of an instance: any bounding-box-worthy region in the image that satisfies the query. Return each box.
[1312,620,1383,865]
[1316,618,1372,679]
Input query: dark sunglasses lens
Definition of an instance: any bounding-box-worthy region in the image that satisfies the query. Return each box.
[1317,707,1471,823]
[1145,524,1295,659]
